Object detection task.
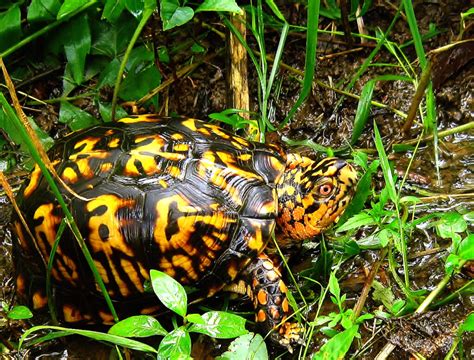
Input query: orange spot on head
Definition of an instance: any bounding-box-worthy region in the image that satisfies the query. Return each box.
[294,222,305,235]
[293,206,305,222]
[281,208,292,223]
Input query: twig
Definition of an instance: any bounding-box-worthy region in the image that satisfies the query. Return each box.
[226,11,250,119]
[394,122,474,147]
[351,248,388,322]
[402,62,432,134]
[136,51,221,106]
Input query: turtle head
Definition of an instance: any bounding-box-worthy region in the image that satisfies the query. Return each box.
[276,154,358,240]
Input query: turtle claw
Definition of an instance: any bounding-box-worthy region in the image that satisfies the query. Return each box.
[277,322,305,353]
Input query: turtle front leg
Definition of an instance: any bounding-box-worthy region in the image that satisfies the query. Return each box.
[246,252,304,350]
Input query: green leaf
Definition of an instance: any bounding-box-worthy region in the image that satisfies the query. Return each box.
[57,0,86,19]
[371,280,395,310]
[310,315,332,327]
[150,270,187,317]
[27,0,61,22]
[461,8,474,18]
[102,0,125,22]
[464,212,474,223]
[445,253,461,275]
[264,0,286,22]
[125,46,155,71]
[99,102,128,122]
[458,234,474,261]
[356,313,374,324]
[390,299,406,315]
[196,0,241,13]
[340,312,353,329]
[378,228,396,247]
[63,14,91,84]
[0,110,54,154]
[160,0,194,30]
[400,196,422,204]
[343,240,360,256]
[97,58,121,88]
[312,325,358,360]
[373,123,397,204]
[19,326,157,353]
[7,305,33,320]
[189,311,248,339]
[460,312,474,333]
[124,0,144,18]
[351,80,375,144]
[119,65,161,103]
[59,102,100,131]
[338,159,378,224]
[91,17,136,58]
[217,333,268,360]
[157,327,191,359]
[328,272,340,301]
[336,213,376,232]
[186,313,205,324]
[435,212,467,240]
[191,42,206,53]
[0,5,21,52]
[108,315,167,337]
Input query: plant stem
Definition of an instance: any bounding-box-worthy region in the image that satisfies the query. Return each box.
[351,248,388,322]
[402,61,432,133]
[111,8,154,120]
[394,122,474,147]
[416,261,466,314]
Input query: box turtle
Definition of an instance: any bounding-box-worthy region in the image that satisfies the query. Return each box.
[12,115,357,348]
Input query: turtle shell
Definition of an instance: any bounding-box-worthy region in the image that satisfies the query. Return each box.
[12,115,287,322]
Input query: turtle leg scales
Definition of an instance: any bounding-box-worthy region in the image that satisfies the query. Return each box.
[245,252,304,351]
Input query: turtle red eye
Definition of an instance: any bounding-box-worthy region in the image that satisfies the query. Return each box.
[318,183,333,196]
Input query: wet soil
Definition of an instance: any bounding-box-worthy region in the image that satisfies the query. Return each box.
[1,0,473,359]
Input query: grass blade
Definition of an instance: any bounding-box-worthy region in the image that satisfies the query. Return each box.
[281,0,320,127]
[19,326,158,353]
